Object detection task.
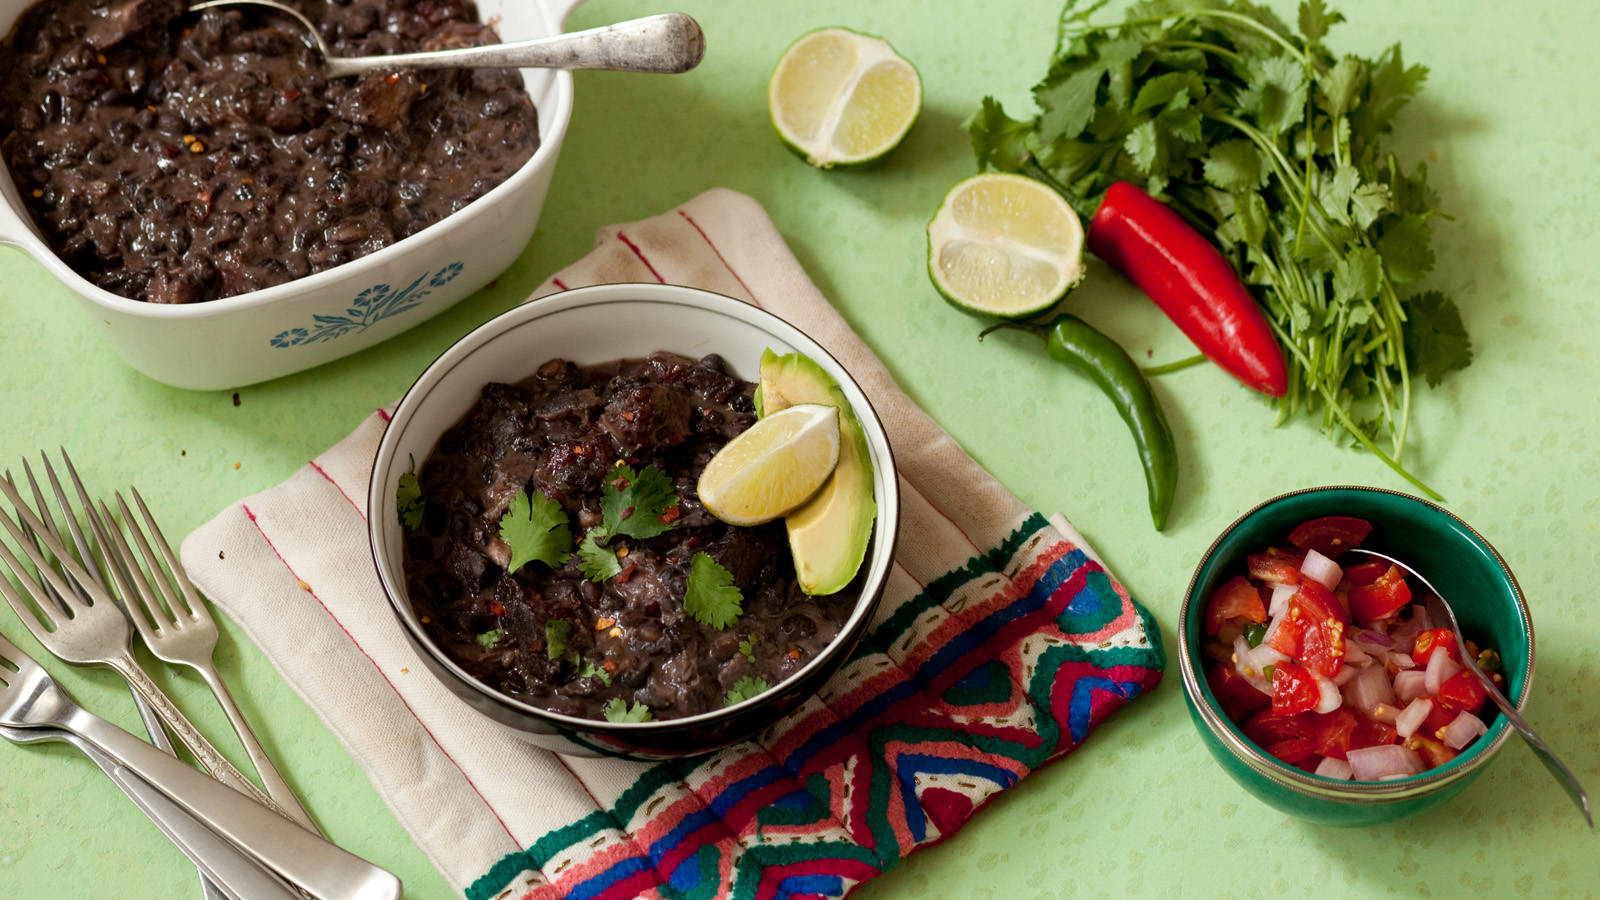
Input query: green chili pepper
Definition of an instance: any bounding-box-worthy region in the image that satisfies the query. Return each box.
[981,314,1178,530]
[1244,622,1268,648]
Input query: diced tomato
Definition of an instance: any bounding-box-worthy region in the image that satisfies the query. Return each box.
[1205,575,1268,636]
[1350,718,1399,749]
[1342,560,1390,587]
[1288,516,1373,557]
[1420,701,1456,738]
[1247,547,1304,585]
[1312,708,1360,760]
[1412,628,1458,664]
[1271,661,1319,717]
[1267,613,1304,657]
[1293,578,1350,624]
[1436,670,1488,714]
[1284,580,1346,677]
[1242,710,1317,764]
[1405,735,1459,768]
[1207,662,1271,722]
[1348,564,1412,622]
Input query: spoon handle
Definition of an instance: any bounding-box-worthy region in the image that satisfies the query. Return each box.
[326,13,704,78]
[1472,662,1594,827]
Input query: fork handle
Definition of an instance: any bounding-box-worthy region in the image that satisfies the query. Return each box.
[107,654,293,821]
[63,707,402,900]
[197,665,320,833]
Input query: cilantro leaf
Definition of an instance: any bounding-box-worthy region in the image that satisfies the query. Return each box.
[475,629,503,648]
[683,552,743,630]
[965,97,1035,174]
[603,699,653,723]
[1296,0,1344,44]
[1332,247,1381,304]
[1203,140,1266,192]
[498,490,574,574]
[396,454,425,531]
[738,635,758,663]
[724,676,771,707]
[601,465,678,541]
[545,620,572,661]
[1035,65,1104,143]
[1377,214,1434,282]
[1240,54,1308,136]
[576,531,623,582]
[1403,291,1473,386]
[578,658,612,686]
[1316,56,1366,117]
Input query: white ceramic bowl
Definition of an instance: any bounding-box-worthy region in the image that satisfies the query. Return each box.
[367,283,902,757]
[0,0,583,390]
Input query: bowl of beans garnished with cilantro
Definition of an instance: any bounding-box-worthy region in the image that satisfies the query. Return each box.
[368,283,900,760]
[1178,487,1533,826]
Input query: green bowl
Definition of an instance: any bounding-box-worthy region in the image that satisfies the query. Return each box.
[1178,486,1535,826]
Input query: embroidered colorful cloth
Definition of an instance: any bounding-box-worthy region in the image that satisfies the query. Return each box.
[179,189,1165,899]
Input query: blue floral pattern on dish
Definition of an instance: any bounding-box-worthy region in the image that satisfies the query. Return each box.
[269,261,464,348]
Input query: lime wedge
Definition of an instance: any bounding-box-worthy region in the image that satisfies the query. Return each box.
[769,27,921,168]
[926,173,1086,319]
[698,403,841,526]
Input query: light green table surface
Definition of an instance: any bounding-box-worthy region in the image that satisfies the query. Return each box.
[3,0,1597,896]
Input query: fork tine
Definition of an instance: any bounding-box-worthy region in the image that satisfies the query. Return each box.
[43,451,109,596]
[3,470,66,613]
[67,459,144,622]
[0,519,63,633]
[115,491,185,625]
[0,477,117,613]
[23,458,93,611]
[129,487,203,620]
[96,499,165,636]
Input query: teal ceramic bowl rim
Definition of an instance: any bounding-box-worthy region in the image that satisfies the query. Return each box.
[1178,485,1535,802]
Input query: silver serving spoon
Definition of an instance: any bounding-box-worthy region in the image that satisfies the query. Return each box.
[1346,547,1592,827]
[187,1,705,79]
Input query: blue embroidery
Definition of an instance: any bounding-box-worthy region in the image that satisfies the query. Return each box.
[269,261,463,348]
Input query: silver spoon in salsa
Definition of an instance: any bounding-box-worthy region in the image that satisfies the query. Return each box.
[186,0,704,79]
[1345,547,1591,827]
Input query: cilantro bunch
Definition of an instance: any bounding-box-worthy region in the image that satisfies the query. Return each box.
[968,0,1471,496]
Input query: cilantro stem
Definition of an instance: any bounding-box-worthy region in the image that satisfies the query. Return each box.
[1157,39,1240,62]
[1143,354,1208,376]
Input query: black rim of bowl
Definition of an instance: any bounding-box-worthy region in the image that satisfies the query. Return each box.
[367,283,902,734]
[1178,484,1535,800]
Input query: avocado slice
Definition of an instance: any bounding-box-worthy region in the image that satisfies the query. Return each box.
[757,349,878,595]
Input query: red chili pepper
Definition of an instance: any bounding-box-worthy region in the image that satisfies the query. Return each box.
[1086,182,1288,396]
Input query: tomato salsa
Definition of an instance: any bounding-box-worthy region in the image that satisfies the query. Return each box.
[1202,516,1504,781]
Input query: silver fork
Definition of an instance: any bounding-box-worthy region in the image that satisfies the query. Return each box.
[98,484,318,832]
[9,456,233,900]
[0,475,292,821]
[0,630,402,899]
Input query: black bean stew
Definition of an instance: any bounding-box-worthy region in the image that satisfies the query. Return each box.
[402,353,860,723]
[0,0,539,303]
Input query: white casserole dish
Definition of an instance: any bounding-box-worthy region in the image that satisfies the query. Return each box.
[0,0,582,390]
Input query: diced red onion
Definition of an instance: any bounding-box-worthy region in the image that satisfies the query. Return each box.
[1268,583,1297,618]
[1232,636,1272,694]
[1393,669,1428,704]
[1355,629,1395,649]
[1414,605,1431,630]
[1395,698,1433,739]
[1343,642,1372,665]
[1333,665,1358,686]
[1301,549,1343,590]
[1425,645,1462,693]
[1344,664,1395,715]
[1389,652,1416,669]
[1249,644,1287,670]
[1347,745,1424,781]
[1441,711,1489,750]
[1315,757,1354,780]
[1390,613,1425,647]
[1314,672,1342,713]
